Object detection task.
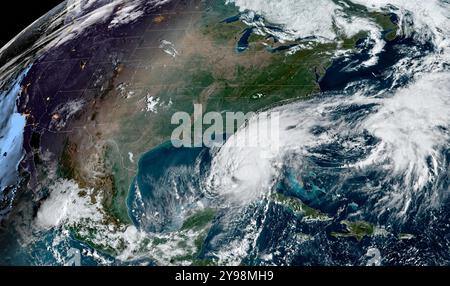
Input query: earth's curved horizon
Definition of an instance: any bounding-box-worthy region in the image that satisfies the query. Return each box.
[0,0,449,266]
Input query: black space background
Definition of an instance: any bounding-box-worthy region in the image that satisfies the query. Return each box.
[0,0,63,48]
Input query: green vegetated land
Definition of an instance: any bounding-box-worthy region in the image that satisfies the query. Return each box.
[60,1,401,260]
[101,0,399,226]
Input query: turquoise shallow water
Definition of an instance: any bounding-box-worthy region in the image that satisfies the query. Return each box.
[127,142,211,233]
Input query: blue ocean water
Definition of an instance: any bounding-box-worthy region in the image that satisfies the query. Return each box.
[0,66,30,217]
[127,142,211,233]
[319,36,434,92]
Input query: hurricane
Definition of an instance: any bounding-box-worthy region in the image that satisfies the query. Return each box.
[0,0,449,266]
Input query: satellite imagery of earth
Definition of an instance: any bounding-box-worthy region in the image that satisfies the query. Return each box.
[0,0,449,267]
